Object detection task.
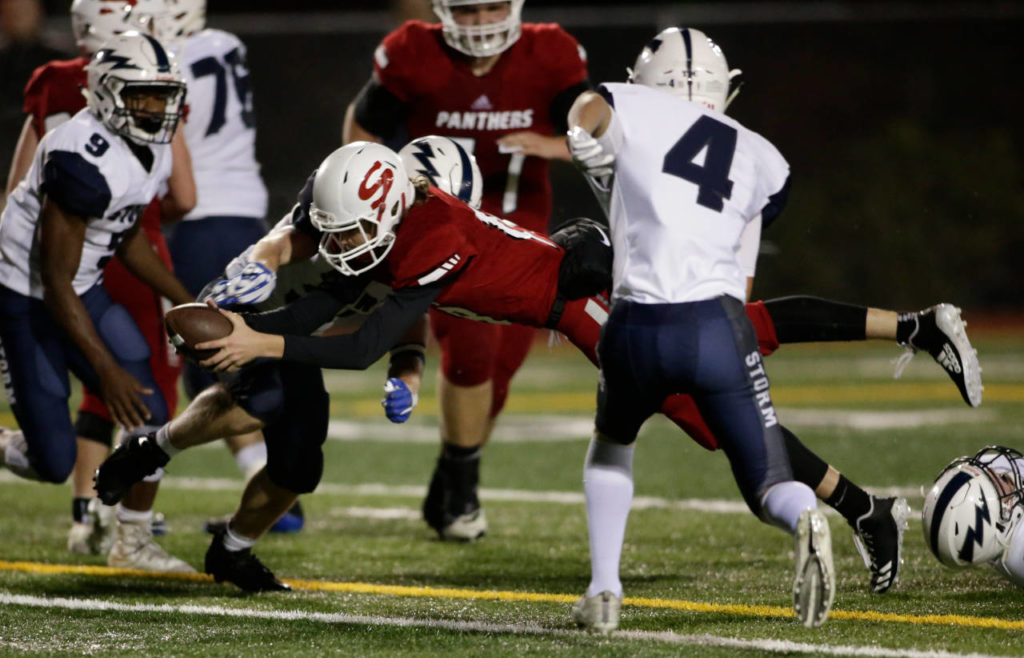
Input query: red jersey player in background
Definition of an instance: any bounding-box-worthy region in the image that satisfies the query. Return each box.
[4,0,194,569]
[343,0,590,540]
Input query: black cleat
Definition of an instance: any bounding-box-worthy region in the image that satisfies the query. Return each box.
[205,530,290,593]
[421,453,487,541]
[94,432,170,505]
[852,496,910,593]
[896,304,982,407]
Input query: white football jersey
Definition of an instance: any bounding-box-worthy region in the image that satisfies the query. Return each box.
[0,109,172,298]
[176,29,267,221]
[598,83,790,304]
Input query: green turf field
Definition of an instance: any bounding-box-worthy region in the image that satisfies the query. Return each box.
[2,330,1022,656]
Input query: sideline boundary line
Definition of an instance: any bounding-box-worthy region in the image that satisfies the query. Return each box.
[2,592,1012,658]
[1,560,1021,631]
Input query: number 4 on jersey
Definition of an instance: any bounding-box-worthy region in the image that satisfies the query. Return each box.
[662,115,737,212]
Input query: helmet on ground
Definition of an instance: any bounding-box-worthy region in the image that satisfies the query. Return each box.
[922,446,1024,567]
[309,142,415,276]
[127,0,205,47]
[398,136,483,210]
[432,0,524,58]
[70,0,133,55]
[627,26,742,112]
[85,31,187,144]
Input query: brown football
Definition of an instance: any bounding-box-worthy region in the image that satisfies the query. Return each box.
[165,303,233,362]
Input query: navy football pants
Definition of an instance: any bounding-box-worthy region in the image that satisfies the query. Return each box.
[595,296,792,515]
[0,284,168,483]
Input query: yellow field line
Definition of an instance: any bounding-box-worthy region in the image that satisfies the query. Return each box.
[2,559,1021,630]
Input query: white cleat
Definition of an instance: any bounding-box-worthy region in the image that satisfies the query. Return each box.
[895,303,983,407]
[67,499,116,555]
[572,590,621,635]
[793,509,835,628]
[107,520,195,573]
[440,508,488,542]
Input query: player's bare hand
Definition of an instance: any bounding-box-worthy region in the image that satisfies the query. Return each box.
[197,309,278,372]
[497,131,571,161]
[97,362,153,430]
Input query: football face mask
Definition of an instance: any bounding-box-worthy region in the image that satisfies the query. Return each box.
[433,0,524,58]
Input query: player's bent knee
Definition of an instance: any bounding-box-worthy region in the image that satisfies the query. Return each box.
[34,450,76,484]
[267,456,323,494]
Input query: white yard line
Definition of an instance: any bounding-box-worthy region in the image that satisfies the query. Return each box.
[0,471,925,513]
[0,593,1005,658]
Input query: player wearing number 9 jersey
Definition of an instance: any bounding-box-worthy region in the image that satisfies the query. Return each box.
[0,34,193,500]
[344,0,590,540]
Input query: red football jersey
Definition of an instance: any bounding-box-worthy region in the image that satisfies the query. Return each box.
[374,21,587,233]
[387,188,562,327]
[23,57,89,139]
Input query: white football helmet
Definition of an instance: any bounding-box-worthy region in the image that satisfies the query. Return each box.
[398,136,483,210]
[433,0,524,58]
[923,446,1024,567]
[309,142,415,276]
[127,0,205,46]
[70,0,133,56]
[627,27,742,112]
[85,32,186,145]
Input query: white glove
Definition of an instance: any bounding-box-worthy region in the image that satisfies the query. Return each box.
[205,261,277,306]
[568,126,615,179]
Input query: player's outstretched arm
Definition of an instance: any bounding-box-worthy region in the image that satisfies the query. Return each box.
[40,199,153,429]
[342,103,382,145]
[116,226,193,306]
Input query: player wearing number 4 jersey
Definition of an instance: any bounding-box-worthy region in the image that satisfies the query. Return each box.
[567,27,837,630]
[344,0,590,541]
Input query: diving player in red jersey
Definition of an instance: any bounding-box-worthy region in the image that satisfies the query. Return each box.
[5,1,194,564]
[96,141,963,592]
[343,0,590,539]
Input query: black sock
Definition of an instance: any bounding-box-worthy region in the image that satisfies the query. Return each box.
[895,312,918,346]
[440,443,481,511]
[442,443,482,461]
[763,296,868,343]
[824,475,872,526]
[72,497,90,523]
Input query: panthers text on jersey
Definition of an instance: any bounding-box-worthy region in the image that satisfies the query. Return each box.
[597,82,790,305]
[175,28,267,221]
[0,109,172,298]
[372,21,586,232]
[386,187,562,326]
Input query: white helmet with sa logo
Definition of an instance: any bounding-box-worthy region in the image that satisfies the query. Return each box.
[309,142,416,276]
[628,26,742,113]
[922,446,1024,567]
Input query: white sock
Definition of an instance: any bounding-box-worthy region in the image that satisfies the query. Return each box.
[117,505,154,524]
[154,425,180,457]
[235,442,267,481]
[583,435,635,598]
[761,480,817,533]
[223,523,256,552]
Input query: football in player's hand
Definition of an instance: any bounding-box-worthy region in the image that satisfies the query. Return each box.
[165,303,233,362]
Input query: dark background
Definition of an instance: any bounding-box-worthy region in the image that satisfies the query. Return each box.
[12,2,1024,311]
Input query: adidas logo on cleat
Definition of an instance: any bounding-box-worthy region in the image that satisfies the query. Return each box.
[937,344,961,374]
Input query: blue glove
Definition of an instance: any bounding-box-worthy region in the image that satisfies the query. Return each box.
[382,377,417,423]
